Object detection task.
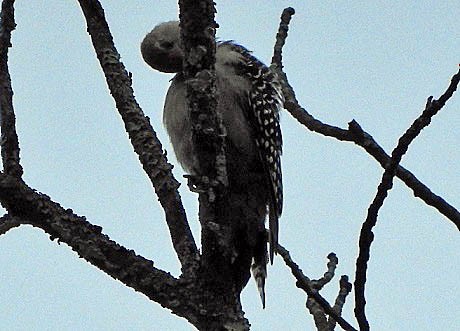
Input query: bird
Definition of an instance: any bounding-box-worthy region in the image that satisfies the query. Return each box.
[141,21,283,307]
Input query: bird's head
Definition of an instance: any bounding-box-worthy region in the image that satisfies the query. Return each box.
[141,21,183,73]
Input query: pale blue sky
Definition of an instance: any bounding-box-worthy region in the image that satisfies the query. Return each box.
[0,1,459,330]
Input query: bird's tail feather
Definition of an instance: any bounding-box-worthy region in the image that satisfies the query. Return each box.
[268,204,278,264]
[251,257,267,308]
[251,226,268,308]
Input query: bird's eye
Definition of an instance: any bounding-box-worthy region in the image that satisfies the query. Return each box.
[160,41,174,50]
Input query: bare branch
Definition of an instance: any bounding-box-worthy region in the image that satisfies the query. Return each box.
[76,0,198,271]
[176,2,250,329]
[0,172,207,322]
[306,255,352,331]
[177,0,228,252]
[347,120,460,230]
[307,296,329,331]
[307,253,339,331]
[0,213,19,235]
[277,244,357,331]
[178,0,226,192]
[270,8,460,231]
[282,67,459,230]
[327,276,353,330]
[0,0,22,178]
[354,68,460,331]
[310,252,339,290]
[271,7,295,68]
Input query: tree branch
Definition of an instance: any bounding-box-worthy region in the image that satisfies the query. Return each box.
[277,244,357,331]
[0,0,22,178]
[327,276,353,330]
[306,253,340,331]
[271,7,295,71]
[179,0,226,191]
[347,119,460,230]
[270,7,460,231]
[310,252,338,290]
[177,2,250,330]
[354,68,460,330]
[0,213,19,235]
[76,0,198,272]
[0,172,206,322]
[178,0,229,272]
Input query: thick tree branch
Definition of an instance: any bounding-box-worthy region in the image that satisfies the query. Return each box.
[271,8,460,231]
[0,0,22,178]
[277,244,357,331]
[354,68,460,330]
[179,0,226,190]
[178,0,228,259]
[0,172,206,322]
[0,213,19,234]
[177,2,249,330]
[76,0,198,272]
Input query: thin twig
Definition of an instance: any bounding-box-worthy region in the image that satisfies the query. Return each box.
[0,0,22,178]
[354,68,460,330]
[271,7,295,69]
[76,0,198,272]
[307,253,340,331]
[277,244,357,331]
[270,8,460,231]
[311,252,339,290]
[328,276,352,330]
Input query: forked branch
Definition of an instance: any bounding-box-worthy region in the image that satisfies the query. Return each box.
[271,7,459,231]
[76,0,198,271]
[0,0,22,178]
[354,67,460,330]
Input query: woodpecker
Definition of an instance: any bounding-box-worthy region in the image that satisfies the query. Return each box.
[141,21,283,307]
